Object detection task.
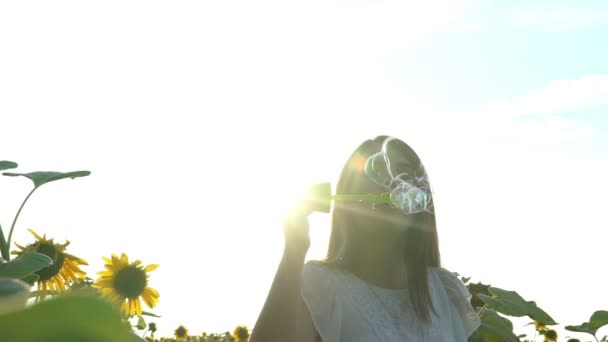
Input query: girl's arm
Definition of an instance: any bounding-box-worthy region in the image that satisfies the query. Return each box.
[250,212,318,342]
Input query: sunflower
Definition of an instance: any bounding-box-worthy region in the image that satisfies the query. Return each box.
[12,229,88,301]
[174,325,188,341]
[533,320,548,331]
[93,252,159,317]
[543,329,558,342]
[233,325,250,342]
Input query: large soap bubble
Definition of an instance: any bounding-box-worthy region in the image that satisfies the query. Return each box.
[304,137,434,215]
[363,137,433,215]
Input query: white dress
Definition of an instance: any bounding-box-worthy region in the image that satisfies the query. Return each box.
[300,261,481,342]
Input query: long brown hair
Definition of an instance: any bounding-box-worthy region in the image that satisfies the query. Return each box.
[322,135,441,323]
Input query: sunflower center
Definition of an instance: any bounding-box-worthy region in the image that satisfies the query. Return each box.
[35,242,66,281]
[114,266,147,299]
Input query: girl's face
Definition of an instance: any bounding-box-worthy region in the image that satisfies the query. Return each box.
[343,155,422,232]
[347,201,419,234]
[339,138,432,234]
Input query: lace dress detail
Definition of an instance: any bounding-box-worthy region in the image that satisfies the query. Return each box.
[332,265,443,341]
[301,261,480,342]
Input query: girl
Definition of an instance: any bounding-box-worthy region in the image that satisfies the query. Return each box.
[250,135,480,342]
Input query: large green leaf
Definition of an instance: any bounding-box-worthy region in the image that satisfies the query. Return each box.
[0,252,53,279]
[20,274,40,286]
[2,170,91,188]
[566,311,608,337]
[467,281,492,310]
[0,161,18,171]
[0,277,31,296]
[477,287,557,325]
[468,309,520,342]
[0,293,132,342]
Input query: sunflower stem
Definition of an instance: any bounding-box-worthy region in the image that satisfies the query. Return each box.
[0,223,8,261]
[6,186,38,261]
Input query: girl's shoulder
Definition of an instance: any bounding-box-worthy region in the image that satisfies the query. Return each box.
[300,260,343,342]
[428,267,471,299]
[304,259,338,270]
[429,266,481,337]
[302,260,340,285]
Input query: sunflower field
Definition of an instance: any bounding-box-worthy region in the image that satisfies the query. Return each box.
[0,160,606,342]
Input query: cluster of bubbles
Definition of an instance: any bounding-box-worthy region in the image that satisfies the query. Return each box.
[363,137,434,215]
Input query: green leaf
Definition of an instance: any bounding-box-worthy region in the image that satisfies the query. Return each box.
[566,311,608,338]
[477,287,557,325]
[20,273,40,286]
[0,293,132,342]
[136,316,146,330]
[0,161,18,171]
[468,281,492,310]
[0,252,53,279]
[468,309,520,342]
[141,310,161,318]
[2,170,91,188]
[0,277,31,296]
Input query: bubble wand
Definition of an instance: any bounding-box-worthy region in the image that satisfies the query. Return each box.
[301,136,433,216]
[303,182,431,215]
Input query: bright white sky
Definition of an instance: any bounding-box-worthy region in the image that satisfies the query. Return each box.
[1,0,607,340]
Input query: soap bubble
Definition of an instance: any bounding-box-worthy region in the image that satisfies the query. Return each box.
[363,137,433,215]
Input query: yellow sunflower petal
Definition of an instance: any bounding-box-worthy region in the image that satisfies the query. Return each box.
[46,280,55,294]
[134,298,142,316]
[67,258,87,274]
[66,253,88,265]
[144,264,159,272]
[121,300,130,316]
[130,299,138,317]
[54,276,65,292]
[62,265,78,281]
[95,277,114,288]
[111,254,121,270]
[97,270,114,277]
[142,287,160,308]
[28,229,44,241]
[143,287,160,299]
[120,253,129,265]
